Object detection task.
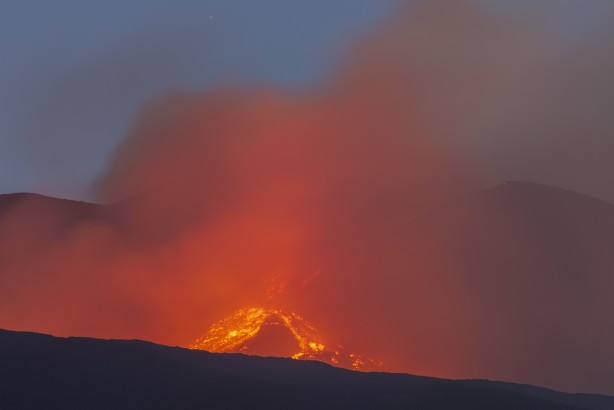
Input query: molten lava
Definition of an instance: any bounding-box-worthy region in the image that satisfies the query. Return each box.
[189,307,381,371]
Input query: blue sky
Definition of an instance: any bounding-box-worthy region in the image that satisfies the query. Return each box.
[1,0,612,201]
[0,0,399,198]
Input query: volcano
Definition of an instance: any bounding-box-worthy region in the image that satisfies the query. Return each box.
[1,182,614,393]
[189,307,380,371]
[2,328,614,410]
[235,313,301,358]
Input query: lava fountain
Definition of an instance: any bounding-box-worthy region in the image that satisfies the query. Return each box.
[189,307,381,371]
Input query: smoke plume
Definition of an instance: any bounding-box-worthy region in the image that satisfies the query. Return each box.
[1,0,614,396]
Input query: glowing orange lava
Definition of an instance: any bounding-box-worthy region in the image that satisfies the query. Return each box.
[189,307,381,371]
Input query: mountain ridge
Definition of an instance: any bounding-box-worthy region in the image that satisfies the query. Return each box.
[1,182,613,396]
[1,328,613,410]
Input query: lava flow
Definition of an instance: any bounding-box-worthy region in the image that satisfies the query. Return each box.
[189,307,381,371]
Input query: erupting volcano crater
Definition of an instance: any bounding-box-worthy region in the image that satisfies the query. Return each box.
[189,307,380,371]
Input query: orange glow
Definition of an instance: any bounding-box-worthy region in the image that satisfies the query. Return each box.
[0,82,464,384]
[2,1,614,397]
[189,307,381,371]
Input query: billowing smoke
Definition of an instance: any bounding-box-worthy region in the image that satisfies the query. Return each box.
[358,0,614,203]
[1,0,613,396]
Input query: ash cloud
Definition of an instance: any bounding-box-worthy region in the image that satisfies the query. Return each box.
[360,0,614,203]
[1,0,614,396]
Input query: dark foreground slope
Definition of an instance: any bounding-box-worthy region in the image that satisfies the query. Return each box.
[1,329,613,410]
[1,183,614,394]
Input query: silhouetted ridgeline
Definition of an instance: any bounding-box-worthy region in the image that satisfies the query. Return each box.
[1,329,613,410]
[1,182,614,395]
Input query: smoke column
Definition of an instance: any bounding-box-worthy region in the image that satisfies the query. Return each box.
[1,0,613,395]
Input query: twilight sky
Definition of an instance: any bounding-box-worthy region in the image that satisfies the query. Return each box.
[0,0,398,198]
[1,1,614,396]
[1,0,614,202]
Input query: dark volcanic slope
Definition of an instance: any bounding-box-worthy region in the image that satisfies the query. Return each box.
[1,184,614,395]
[1,329,613,410]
